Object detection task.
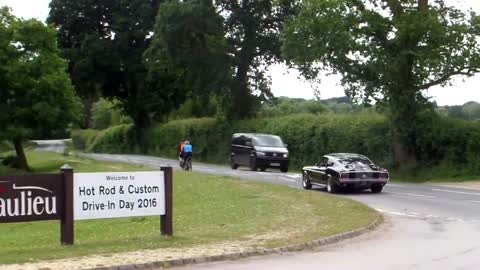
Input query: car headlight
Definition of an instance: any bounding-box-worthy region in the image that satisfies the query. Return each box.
[283,153,288,158]
[256,151,266,156]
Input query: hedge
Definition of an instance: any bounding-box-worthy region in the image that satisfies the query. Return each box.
[71,113,480,175]
[73,113,392,169]
[71,129,100,151]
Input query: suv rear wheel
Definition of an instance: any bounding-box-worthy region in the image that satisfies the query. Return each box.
[280,166,288,173]
[249,157,257,171]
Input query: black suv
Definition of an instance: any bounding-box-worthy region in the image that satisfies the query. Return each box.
[230,133,289,172]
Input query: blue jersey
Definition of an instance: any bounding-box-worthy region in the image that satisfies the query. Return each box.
[184,144,193,153]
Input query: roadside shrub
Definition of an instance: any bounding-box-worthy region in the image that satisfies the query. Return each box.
[0,141,12,153]
[415,115,480,175]
[71,129,100,151]
[146,118,232,163]
[89,124,134,153]
[1,154,18,168]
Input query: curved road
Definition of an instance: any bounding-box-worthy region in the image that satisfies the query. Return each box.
[36,141,480,269]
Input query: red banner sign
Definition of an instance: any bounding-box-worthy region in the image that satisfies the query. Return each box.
[0,174,63,223]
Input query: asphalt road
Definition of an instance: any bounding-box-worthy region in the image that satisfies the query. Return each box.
[35,141,480,269]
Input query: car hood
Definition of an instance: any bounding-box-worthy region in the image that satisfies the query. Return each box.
[254,146,288,153]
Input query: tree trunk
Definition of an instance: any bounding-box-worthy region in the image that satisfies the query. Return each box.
[388,3,432,169]
[418,0,428,11]
[131,109,150,153]
[231,62,256,119]
[392,124,417,170]
[81,96,95,129]
[13,139,29,171]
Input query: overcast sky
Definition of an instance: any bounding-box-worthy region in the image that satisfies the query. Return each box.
[1,0,479,105]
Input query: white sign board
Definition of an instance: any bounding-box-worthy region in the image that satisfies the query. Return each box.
[74,171,165,220]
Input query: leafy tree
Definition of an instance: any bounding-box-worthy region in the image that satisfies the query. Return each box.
[169,96,221,120]
[446,105,468,120]
[463,101,480,120]
[258,97,328,117]
[48,0,162,146]
[144,0,231,121]
[0,7,81,170]
[215,0,298,119]
[282,0,480,168]
[90,98,132,129]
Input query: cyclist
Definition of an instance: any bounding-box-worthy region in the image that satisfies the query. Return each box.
[183,140,193,169]
[178,139,186,168]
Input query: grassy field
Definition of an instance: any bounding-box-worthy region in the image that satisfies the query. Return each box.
[0,151,377,265]
[391,165,480,183]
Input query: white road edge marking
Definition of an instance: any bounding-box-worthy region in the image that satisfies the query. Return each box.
[389,192,436,198]
[280,177,296,182]
[385,184,402,187]
[470,200,480,204]
[432,188,480,196]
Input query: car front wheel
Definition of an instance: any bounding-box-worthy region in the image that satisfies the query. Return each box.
[302,172,312,190]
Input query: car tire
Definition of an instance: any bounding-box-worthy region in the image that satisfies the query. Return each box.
[302,172,312,190]
[260,167,266,172]
[326,177,338,194]
[230,159,238,170]
[371,185,383,193]
[280,167,288,173]
[249,157,257,171]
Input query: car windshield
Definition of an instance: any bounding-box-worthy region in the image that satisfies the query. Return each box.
[253,136,285,147]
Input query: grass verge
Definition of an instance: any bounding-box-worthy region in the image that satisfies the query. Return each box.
[0,151,377,265]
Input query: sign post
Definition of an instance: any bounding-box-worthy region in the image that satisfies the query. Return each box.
[60,164,74,245]
[160,167,173,236]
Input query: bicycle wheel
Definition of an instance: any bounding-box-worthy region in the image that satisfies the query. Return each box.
[186,158,192,171]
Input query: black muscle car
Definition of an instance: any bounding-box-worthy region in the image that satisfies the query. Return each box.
[302,153,389,193]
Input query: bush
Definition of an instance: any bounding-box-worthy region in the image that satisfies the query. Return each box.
[71,129,101,151]
[146,118,231,163]
[1,154,18,168]
[414,115,480,175]
[144,113,391,168]
[0,141,12,153]
[90,98,132,129]
[89,124,134,153]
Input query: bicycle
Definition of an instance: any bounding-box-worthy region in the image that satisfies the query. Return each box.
[184,156,192,171]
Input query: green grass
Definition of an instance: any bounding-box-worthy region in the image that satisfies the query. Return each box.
[0,151,147,175]
[391,165,480,183]
[0,151,377,265]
